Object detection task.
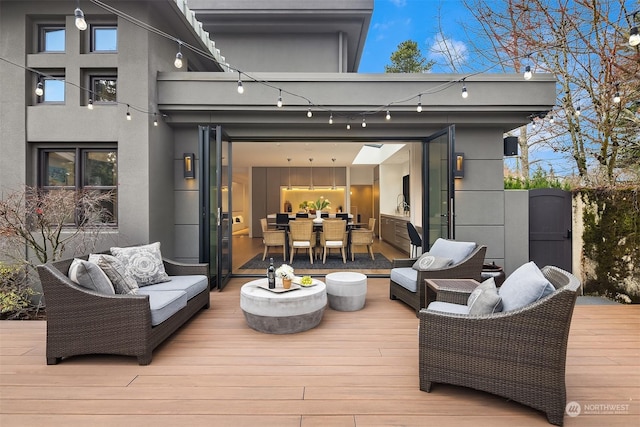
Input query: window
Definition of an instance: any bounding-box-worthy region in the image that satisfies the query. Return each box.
[40,149,118,225]
[39,77,65,103]
[39,26,65,52]
[91,25,117,52]
[91,76,117,103]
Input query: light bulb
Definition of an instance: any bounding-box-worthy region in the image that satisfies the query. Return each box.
[416,95,422,113]
[524,65,532,80]
[346,124,351,130]
[35,82,44,96]
[329,114,333,125]
[237,80,244,94]
[174,52,183,68]
[87,98,94,110]
[307,108,312,118]
[386,110,391,120]
[153,113,158,126]
[549,115,554,124]
[277,93,283,108]
[74,8,87,31]
[461,85,468,98]
[629,26,640,47]
[575,106,581,116]
[613,92,621,104]
[126,106,132,121]
[362,118,367,128]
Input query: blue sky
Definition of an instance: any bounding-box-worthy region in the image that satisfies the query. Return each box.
[360,0,474,73]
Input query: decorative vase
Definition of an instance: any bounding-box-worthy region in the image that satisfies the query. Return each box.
[282,278,292,289]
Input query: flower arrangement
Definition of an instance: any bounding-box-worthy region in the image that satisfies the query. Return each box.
[275,264,295,279]
[311,197,330,211]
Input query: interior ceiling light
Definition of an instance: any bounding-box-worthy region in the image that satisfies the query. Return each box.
[35,81,43,96]
[416,94,422,113]
[287,158,292,190]
[331,158,336,190]
[74,3,87,31]
[308,158,314,190]
[87,98,94,110]
[174,41,183,68]
[237,72,244,94]
[277,90,283,108]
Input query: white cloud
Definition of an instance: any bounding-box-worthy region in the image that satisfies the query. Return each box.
[427,32,469,72]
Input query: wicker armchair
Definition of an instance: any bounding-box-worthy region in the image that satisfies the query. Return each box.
[288,219,316,264]
[350,227,375,261]
[419,266,581,426]
[260,218,286,261]
[389,242,486,316]
[319,219,347,264]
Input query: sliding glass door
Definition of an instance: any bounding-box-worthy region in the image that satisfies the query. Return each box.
[422,125,455,249]
[198,125,232,290]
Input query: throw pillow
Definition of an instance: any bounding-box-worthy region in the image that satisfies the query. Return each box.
[412,252,453,271]
[89,254,139,295]
[68,258,115,295]
[467,278,503,315]
[429,238,476,265]
[499,261,556,312]
[110,242,170,287]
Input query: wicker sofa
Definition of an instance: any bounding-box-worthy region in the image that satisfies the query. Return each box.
[418,265,581,426]
[37,253,210,365]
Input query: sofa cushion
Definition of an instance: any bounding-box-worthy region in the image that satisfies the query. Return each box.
[110,242,170,286]
[467,278,503,315]
[141,275,208,300]
[136,289,187,326]
[499,261,556,312]
[429,238,476,265]
[89,254,139,295]
[390,267,418,292]
[427,301,470,315]
[412,252,453,271]
[68,258,115,295]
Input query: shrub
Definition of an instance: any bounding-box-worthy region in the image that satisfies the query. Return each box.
[0,263,41,320]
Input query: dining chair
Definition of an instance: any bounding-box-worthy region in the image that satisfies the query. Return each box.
[336,213,349,221]
[350,226,375,261]
[319,219,347,264]
[288,219,316,264]
[275,213,290,229]
[260,218,286,261]
[367,217,377,237]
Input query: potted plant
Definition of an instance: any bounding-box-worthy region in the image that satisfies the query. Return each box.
[311,198,330,217]
[275,264,295,289]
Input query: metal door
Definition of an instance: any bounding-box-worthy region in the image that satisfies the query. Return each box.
[529,189,572,272]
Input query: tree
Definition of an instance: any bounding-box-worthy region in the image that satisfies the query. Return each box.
[385,40,435,73]
[463,0,640,185]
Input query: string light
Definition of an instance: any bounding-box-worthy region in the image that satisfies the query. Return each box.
[613,84,621,103]
[153,112,158,126]
[629,11,640,46]
[416,94,422,113]
[575,105,581,116]
[87,98,94,110]
[346,123,351,130]
[386,110,391,120]
[237,72,244,94]
[461,82,468,98]
[549,115,554,124]
[361,117,367,128]
[328,113,333,125]
[126,104,132,120]
[35,81,43,96]
[307,103,312,118]
[174,41,183,68]
[524,65,532,80]
[74,2,87,31]
[277,89,283,108]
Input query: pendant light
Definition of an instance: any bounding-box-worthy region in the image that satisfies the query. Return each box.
[287,158,292,190]
[308,158,314,190]
[331,158,336,190]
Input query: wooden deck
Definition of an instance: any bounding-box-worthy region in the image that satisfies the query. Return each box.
[1,277,638,426]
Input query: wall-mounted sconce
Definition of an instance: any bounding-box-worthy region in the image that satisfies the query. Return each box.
[183,153,195,179]
[454,152,464,179]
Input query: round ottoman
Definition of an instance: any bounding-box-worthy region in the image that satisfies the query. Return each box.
[325,272,367,311]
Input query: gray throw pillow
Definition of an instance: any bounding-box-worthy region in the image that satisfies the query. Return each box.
[467,278,503,315]
[412,252,453,271]
[68,258,115,295]
[89,254,139,295]
[110,242,170,287]
[499,261,556,312]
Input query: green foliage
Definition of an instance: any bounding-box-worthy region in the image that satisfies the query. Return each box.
[504,167,571,190]
[0,263,41,320]
[384,40,435,73]
[580,188,639,303]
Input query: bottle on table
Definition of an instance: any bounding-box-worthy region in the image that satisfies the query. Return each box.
[267,257,276,289]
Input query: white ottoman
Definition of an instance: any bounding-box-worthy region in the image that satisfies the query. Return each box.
[325,272,367,311]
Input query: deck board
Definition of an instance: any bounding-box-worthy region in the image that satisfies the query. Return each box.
[1,277,638,426]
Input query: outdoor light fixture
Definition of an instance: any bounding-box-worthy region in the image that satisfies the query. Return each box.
[307,107,312,118]
[416,94,423,112]
[629,11,640,46]
[575,105,581,116]
[308,158,314,190]
[126,105,131,120]
[346,123,351,130]
[174,41,183,68]
[277,89,283,108]
[87,98,94,110]
[461,83,468,98]
[183,153,195,179]
[549,115,555,124]
[524,65,532,80]
[386,110,391,120]
[362,117,367,128]
[454,152,465,179]
[237,72,244,94]
[153,113,158,126]
[35,81,44,97]
[613,84,621,104]
[328,114,333,125]
[74,2,87,31]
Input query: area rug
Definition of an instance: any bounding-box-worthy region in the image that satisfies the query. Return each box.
[239,252,393,271]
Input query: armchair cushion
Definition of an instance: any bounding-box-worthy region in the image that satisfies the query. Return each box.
[89,254,139,295]
[68,258,115,295]
[111,242,170,286]
[499,261,555,312]
[467,278,503,315]
[412,252,453,271]
[429,238,476,264]
[390,267,418,292]
[427,301,470,315]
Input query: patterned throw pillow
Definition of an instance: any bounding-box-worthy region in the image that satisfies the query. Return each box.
[89,254,139,295]
[68,258,115,295]
[110,242,170,286]
[412,252,453,271]
[467,278,503,315]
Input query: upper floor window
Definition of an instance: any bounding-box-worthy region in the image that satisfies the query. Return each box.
[40,77,65,103]
[91,76,117,103]
[39,26,65,52]
[40,148,118,225]
[91,25,117,52]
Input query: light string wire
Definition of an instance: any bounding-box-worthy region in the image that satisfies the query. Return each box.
[2,0,637,124]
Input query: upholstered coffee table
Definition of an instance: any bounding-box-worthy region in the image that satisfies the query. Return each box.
[240,278,327,334]
[425,278,480,306]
